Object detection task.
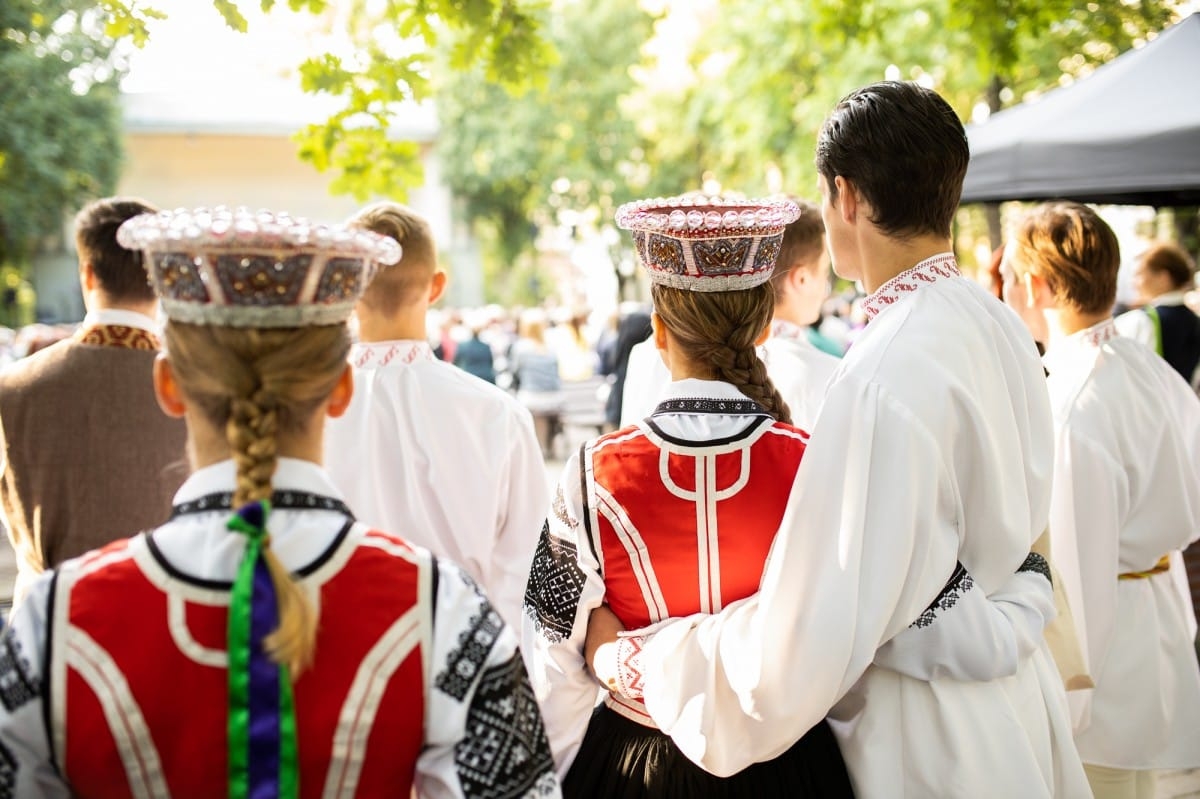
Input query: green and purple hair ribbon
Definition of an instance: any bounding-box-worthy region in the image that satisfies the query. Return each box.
[226,499,299,799]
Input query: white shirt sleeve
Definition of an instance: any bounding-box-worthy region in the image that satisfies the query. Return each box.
[489,407,552,630]
[873,559,1055,681]
[417,557,561,798]
[0,572,72,797]
[636,375,963,776]
[1048,426,1125,732]
[520,452,607,777]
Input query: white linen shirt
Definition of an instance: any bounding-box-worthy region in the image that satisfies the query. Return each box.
[1043,319,1200,769]
[759,320,841,432]
[631,255,1090,798]
[620,323,840,432]
[324,340,548,629]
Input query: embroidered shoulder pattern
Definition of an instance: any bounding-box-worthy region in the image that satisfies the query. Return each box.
[435,584,505,701]
[1018,552,1052,584]
[522,523,586,643]
[0,628,37,712]
[454,651,557,799]
[910,562,974,629]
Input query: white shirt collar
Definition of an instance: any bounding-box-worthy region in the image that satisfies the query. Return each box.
[173,457,347,505]
[83,308,160,334]
[350,339,436,370]
[1042,318,1119,376]
[861,253,961,320]
[659,378,751,403]
[769,319,808,341]
[1149,290,1190,307]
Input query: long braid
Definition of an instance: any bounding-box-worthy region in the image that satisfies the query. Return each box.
[166,322,351,676]
[652,283,793,425]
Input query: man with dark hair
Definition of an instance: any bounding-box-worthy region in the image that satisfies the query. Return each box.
[323,201,547,629]
[0,196,187,604]
[587,82,1089,797]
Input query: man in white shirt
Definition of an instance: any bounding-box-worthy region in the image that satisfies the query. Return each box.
[621,198,840,432]
[1114,242,1200,389]
[588,81,1089,798]
[1002,202,1200,799]
[324,202,548,629]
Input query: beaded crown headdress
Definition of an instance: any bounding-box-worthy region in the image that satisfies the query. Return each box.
[615,195,802,292]
[116,206,402,327]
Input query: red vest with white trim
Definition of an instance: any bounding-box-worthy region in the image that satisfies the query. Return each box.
[590,421,807,626]
[51,528,427,799]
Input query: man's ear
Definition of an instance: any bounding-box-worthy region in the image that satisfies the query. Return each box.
[152,356,187,418]
[80,260,97,293]
[833,176,858,224]
[326,363,355,418]
[428,270,448,305]
[1025,271,1055,310]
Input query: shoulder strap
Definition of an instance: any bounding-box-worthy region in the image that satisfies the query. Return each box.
[1145,305,1164,356]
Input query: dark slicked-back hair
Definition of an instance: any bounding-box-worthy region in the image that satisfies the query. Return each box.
[816,81,968,239]
[74,197,158,303]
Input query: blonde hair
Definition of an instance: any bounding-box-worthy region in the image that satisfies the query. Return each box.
[651,283,792,424]
[164,321,351,673]
[348,202,437,317]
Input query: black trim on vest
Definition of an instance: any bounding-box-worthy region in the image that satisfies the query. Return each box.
[645,414,773,448]
[43,570,59,773]
[170,490,354,520]
[145,519,355,590]
[429,553,440,629]
[578,442,601,566]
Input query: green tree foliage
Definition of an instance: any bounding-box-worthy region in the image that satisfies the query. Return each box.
[0,0,125,267]
[435,0,690,282]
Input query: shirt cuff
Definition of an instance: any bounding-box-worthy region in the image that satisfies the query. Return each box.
[593,634,646,699]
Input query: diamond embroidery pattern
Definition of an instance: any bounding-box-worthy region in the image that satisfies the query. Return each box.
[0,628,37,713]
[436,587,504,701]
[454,652,556,799]
[523,523,587,644]
[910,562,974,629]
[692,237,751,276]
[215,254,309,307]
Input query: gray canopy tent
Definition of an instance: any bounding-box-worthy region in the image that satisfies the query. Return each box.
[961,13,1200,207]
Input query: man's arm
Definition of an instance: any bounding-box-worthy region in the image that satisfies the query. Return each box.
[617,376,963,776]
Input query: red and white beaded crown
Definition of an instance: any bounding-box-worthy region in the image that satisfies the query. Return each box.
[116,206,402,327]
[615,195,802,292]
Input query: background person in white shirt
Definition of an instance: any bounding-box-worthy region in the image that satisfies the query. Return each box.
[760,196,841,432]
[324,202,548,629]
[1002,201,1200,799]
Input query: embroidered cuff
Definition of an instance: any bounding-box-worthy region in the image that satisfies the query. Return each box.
[594,634,646,699]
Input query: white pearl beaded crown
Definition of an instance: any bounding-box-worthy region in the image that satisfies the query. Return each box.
[615,195,802,292]
[116,207,402,327]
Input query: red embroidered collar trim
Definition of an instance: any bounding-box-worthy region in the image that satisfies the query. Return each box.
[1080,319,1119,348]
[862,254,961,320]
[769,319,807,341]
[76,324,160,351]
[351,341,436,369]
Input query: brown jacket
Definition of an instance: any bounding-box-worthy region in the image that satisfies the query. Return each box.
[0,335,188,598]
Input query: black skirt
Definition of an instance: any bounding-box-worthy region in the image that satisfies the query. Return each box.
[562,704,855,799]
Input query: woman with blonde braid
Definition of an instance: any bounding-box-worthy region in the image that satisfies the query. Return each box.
[0,207,560,799]
[522,197,854,798]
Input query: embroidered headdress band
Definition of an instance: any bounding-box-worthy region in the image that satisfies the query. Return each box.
[116,206,401,327]
[616,195,801,292]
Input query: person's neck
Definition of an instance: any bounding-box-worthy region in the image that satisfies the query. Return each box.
[86,295,157,321]
[356,306,428,343]
[858,233,953,295]
[1045,307,1111,347]
[186,409,325,469]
